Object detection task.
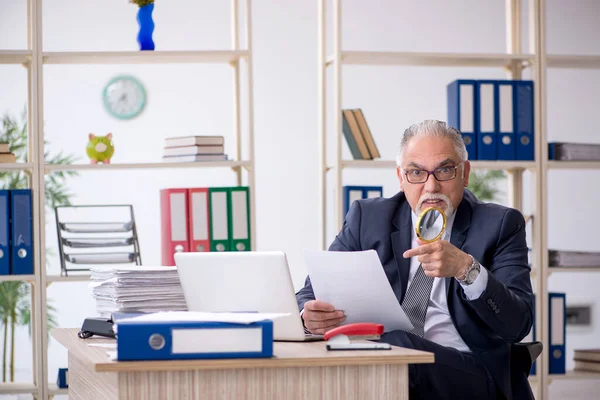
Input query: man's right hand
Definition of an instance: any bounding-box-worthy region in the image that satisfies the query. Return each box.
[301,300,346,335]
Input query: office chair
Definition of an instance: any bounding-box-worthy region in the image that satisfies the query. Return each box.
[510,341,543,400]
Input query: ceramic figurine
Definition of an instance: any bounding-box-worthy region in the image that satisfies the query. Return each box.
[86,133,115,164]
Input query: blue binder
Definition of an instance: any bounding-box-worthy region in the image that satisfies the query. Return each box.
[116,319,273,361]
[0,190,10,275]
[56,368,68,388]
[343,186,382,218]
[447,79,478,160]
[549,292,566,374]
[476,80,498,160]
[514,80,535,161]
[10,189,33,275]
[497,80,516,160]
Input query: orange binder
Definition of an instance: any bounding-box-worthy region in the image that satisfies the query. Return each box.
[160,188,190,266]
[187,187,210,253]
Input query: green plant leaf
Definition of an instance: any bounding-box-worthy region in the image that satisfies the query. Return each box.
[467,169,507,202]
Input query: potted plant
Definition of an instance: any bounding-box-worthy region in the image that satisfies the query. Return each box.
[130,0,155,51]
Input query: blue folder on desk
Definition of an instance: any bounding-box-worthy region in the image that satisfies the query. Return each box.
[116,318,274,361]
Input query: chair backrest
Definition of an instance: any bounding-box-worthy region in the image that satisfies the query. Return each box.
[510,341,543,400]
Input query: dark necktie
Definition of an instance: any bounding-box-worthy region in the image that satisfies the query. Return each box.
[401,264,434,337]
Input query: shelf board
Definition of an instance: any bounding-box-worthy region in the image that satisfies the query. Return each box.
[0,162,34,172]
[45,160,251,172]
[47,273,91,283]
[549,370,600,381]
[42,50,249,65]
[547,54,600,69]
[0,50,32,65]
[548,160,600,169]
[48,383,68,395]
[0,274,36,282]
[326,51,534,68]
[339,160,535,171]
[0,382,37,394]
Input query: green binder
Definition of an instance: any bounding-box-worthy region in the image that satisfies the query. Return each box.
[208,187,232,252]
[229,186,251,251]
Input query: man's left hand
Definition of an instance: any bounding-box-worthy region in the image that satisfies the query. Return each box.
[403,240,471,279]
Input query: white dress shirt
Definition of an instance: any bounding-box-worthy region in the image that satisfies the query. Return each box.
[408,211,488,352]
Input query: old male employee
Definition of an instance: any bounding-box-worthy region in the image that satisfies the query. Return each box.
[296,120,534,400]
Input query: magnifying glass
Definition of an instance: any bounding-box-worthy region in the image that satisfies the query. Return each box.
[415,206,447,243]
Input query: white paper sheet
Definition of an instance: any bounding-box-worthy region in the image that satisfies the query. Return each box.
[303,249,413,332]
[114,311,290,325]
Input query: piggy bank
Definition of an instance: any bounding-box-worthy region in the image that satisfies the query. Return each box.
[86,133,115,164]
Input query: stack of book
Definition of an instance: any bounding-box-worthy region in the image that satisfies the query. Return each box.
[162,135,227,162]
[0,142,16,163]
[548,249,600,268]
[573,349,600,373]
[341,109,380,160]
[89,265,187,318]
[549,142,600,161]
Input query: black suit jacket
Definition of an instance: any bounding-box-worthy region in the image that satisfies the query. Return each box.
[296,189,534,399]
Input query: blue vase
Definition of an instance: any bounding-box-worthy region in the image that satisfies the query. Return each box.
[136,4,155,51]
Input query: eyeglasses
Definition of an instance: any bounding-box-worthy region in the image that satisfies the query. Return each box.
[402,163,463,184]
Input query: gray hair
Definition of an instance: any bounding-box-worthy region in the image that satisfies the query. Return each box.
[395,120,468,167]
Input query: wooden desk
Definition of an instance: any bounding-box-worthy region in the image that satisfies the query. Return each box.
[52,328,434,400]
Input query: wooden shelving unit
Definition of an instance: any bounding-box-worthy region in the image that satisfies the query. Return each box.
[0,1,257,398]
[317,1,600,399]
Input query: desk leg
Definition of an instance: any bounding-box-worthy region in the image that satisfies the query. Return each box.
[68,353,118,400]
[118,364,408,400]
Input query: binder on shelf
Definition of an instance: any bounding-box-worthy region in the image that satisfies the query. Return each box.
[447,79,477,160]
[0,190,10,275]
[497,80,516,160]
[208,187,232,252]
[115,318,273,361]
[549,292,566,374]
[229,186,251,252]
[343,186,383,217]
[10,189,33,275]
[514,80,535,161]
[187,188,210,253]
[476,80,497,160]
[342,109,371,160]
[160,188,190,266]
[57,368,68,388]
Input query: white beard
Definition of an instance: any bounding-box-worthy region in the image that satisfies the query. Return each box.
[416,193,454,217]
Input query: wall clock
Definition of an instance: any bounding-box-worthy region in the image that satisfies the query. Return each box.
[102,75,147,120]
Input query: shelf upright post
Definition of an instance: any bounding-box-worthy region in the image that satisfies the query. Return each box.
[244,0,257,250]
[505,0,525,213]
[332,0,343,238]
[530,0,549,397]
[231,0,243,187]
[30,0,49,398]
[317,0,327,250]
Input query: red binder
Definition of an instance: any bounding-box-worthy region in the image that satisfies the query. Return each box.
[160,188,190,266]
[187,187,210,253]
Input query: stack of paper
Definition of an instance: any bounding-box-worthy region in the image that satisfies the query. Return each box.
[89,266,187,317]
[548,250,600,268]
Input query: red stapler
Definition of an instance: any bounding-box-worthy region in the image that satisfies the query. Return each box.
[324,323,392,351]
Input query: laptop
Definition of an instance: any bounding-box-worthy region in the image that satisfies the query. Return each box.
[174,251,323,342]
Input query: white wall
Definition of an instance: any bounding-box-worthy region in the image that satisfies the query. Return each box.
[1,1,599,398]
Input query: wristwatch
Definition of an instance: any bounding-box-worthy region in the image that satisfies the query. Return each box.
[457,254,481,286]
